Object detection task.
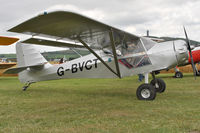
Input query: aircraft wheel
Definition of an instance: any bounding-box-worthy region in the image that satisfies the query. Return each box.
[196,70,200,76]
[150,78,166,93]
[175,71,183,78]
[22,86,28,91]
[136,84,156,100]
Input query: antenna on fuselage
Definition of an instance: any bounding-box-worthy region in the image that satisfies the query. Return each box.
[147,30,149,37]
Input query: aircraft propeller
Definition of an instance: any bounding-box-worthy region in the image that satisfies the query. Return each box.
[183,27,196,79]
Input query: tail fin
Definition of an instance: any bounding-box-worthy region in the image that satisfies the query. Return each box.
[4,42,53,83]
[4,43,51,75]
[16,43,48,67]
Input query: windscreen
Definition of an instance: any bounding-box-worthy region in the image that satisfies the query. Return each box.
[81,29,152,69]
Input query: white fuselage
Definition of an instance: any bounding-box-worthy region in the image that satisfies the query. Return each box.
[18,40,189,83]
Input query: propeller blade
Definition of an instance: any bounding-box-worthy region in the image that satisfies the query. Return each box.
[184,26,196,79]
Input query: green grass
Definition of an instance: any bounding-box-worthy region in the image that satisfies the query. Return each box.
[0,74,200,133]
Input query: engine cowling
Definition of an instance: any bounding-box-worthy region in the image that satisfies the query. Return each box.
[174,40,189,66]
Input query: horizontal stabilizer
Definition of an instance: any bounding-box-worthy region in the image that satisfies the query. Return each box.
[4,63,45,74]
[4,67,27,74]
[22,38,85,48]
[0,63,16,69]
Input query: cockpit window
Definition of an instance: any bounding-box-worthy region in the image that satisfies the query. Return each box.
[141,37,156,51]
[84,29,153,69]
[112,32,152,69]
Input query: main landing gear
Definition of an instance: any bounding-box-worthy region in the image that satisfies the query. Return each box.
[136,72,166,100]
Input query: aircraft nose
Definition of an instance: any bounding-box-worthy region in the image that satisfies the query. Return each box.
[188,50,200,63]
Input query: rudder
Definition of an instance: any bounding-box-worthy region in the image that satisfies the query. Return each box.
[16,42,48,67]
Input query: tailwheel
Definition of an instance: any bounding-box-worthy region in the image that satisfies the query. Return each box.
[22,83,31,91]
[150,78,166,93]
[175,71,183,78]
[136,84,156,100]
[23,86,28,91]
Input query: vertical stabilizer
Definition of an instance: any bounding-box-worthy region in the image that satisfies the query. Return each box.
[16,43,48,67]
[15,42,52,83]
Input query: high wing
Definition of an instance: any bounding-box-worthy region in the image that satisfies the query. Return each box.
[0,36,19,45]
[9,11,141,49]
[8,11,157,77]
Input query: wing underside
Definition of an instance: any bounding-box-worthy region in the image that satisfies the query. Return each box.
[23,38,85,48]
[9,11,156,77]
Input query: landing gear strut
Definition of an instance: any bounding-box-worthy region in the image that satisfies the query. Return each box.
[150,72,166,93]
[23,83,32,91]
[136,72,166,100]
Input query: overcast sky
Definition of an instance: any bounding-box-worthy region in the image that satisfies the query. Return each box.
[0,0,200,53]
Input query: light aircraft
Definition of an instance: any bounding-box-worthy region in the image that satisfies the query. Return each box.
[174,46,200,78]
[4,11,197,100]
[0,36,19,69]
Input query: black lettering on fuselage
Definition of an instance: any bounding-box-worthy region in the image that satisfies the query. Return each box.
[57,67,64,76]
[71,64,78,73]
[57,59,99,75]
[65,69,70,71]
[79,62,85,71]
[93,59,98,68]
[85,60,92,70]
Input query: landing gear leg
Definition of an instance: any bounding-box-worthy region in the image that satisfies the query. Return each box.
[150,72,166,93]
[136,73,156,100]
[144,73,149,83]
[23,83,32,91]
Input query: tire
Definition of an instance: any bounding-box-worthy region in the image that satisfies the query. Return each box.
[175,71,183,78]
[196,70,200,76]
[136,84,156,100]
[150,78,166,93]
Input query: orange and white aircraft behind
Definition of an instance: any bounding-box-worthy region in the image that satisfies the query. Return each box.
[0,36,19,46]
[0,36,19,69]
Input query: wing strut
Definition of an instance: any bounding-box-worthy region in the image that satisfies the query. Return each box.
[78,38,120,78]
[109,29,121,78]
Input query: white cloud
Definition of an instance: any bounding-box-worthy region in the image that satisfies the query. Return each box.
[0,0,200,53]
[123,26,137,34]
[46,4,105,21]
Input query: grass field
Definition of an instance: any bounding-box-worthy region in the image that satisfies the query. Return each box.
[0,74,200,133]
